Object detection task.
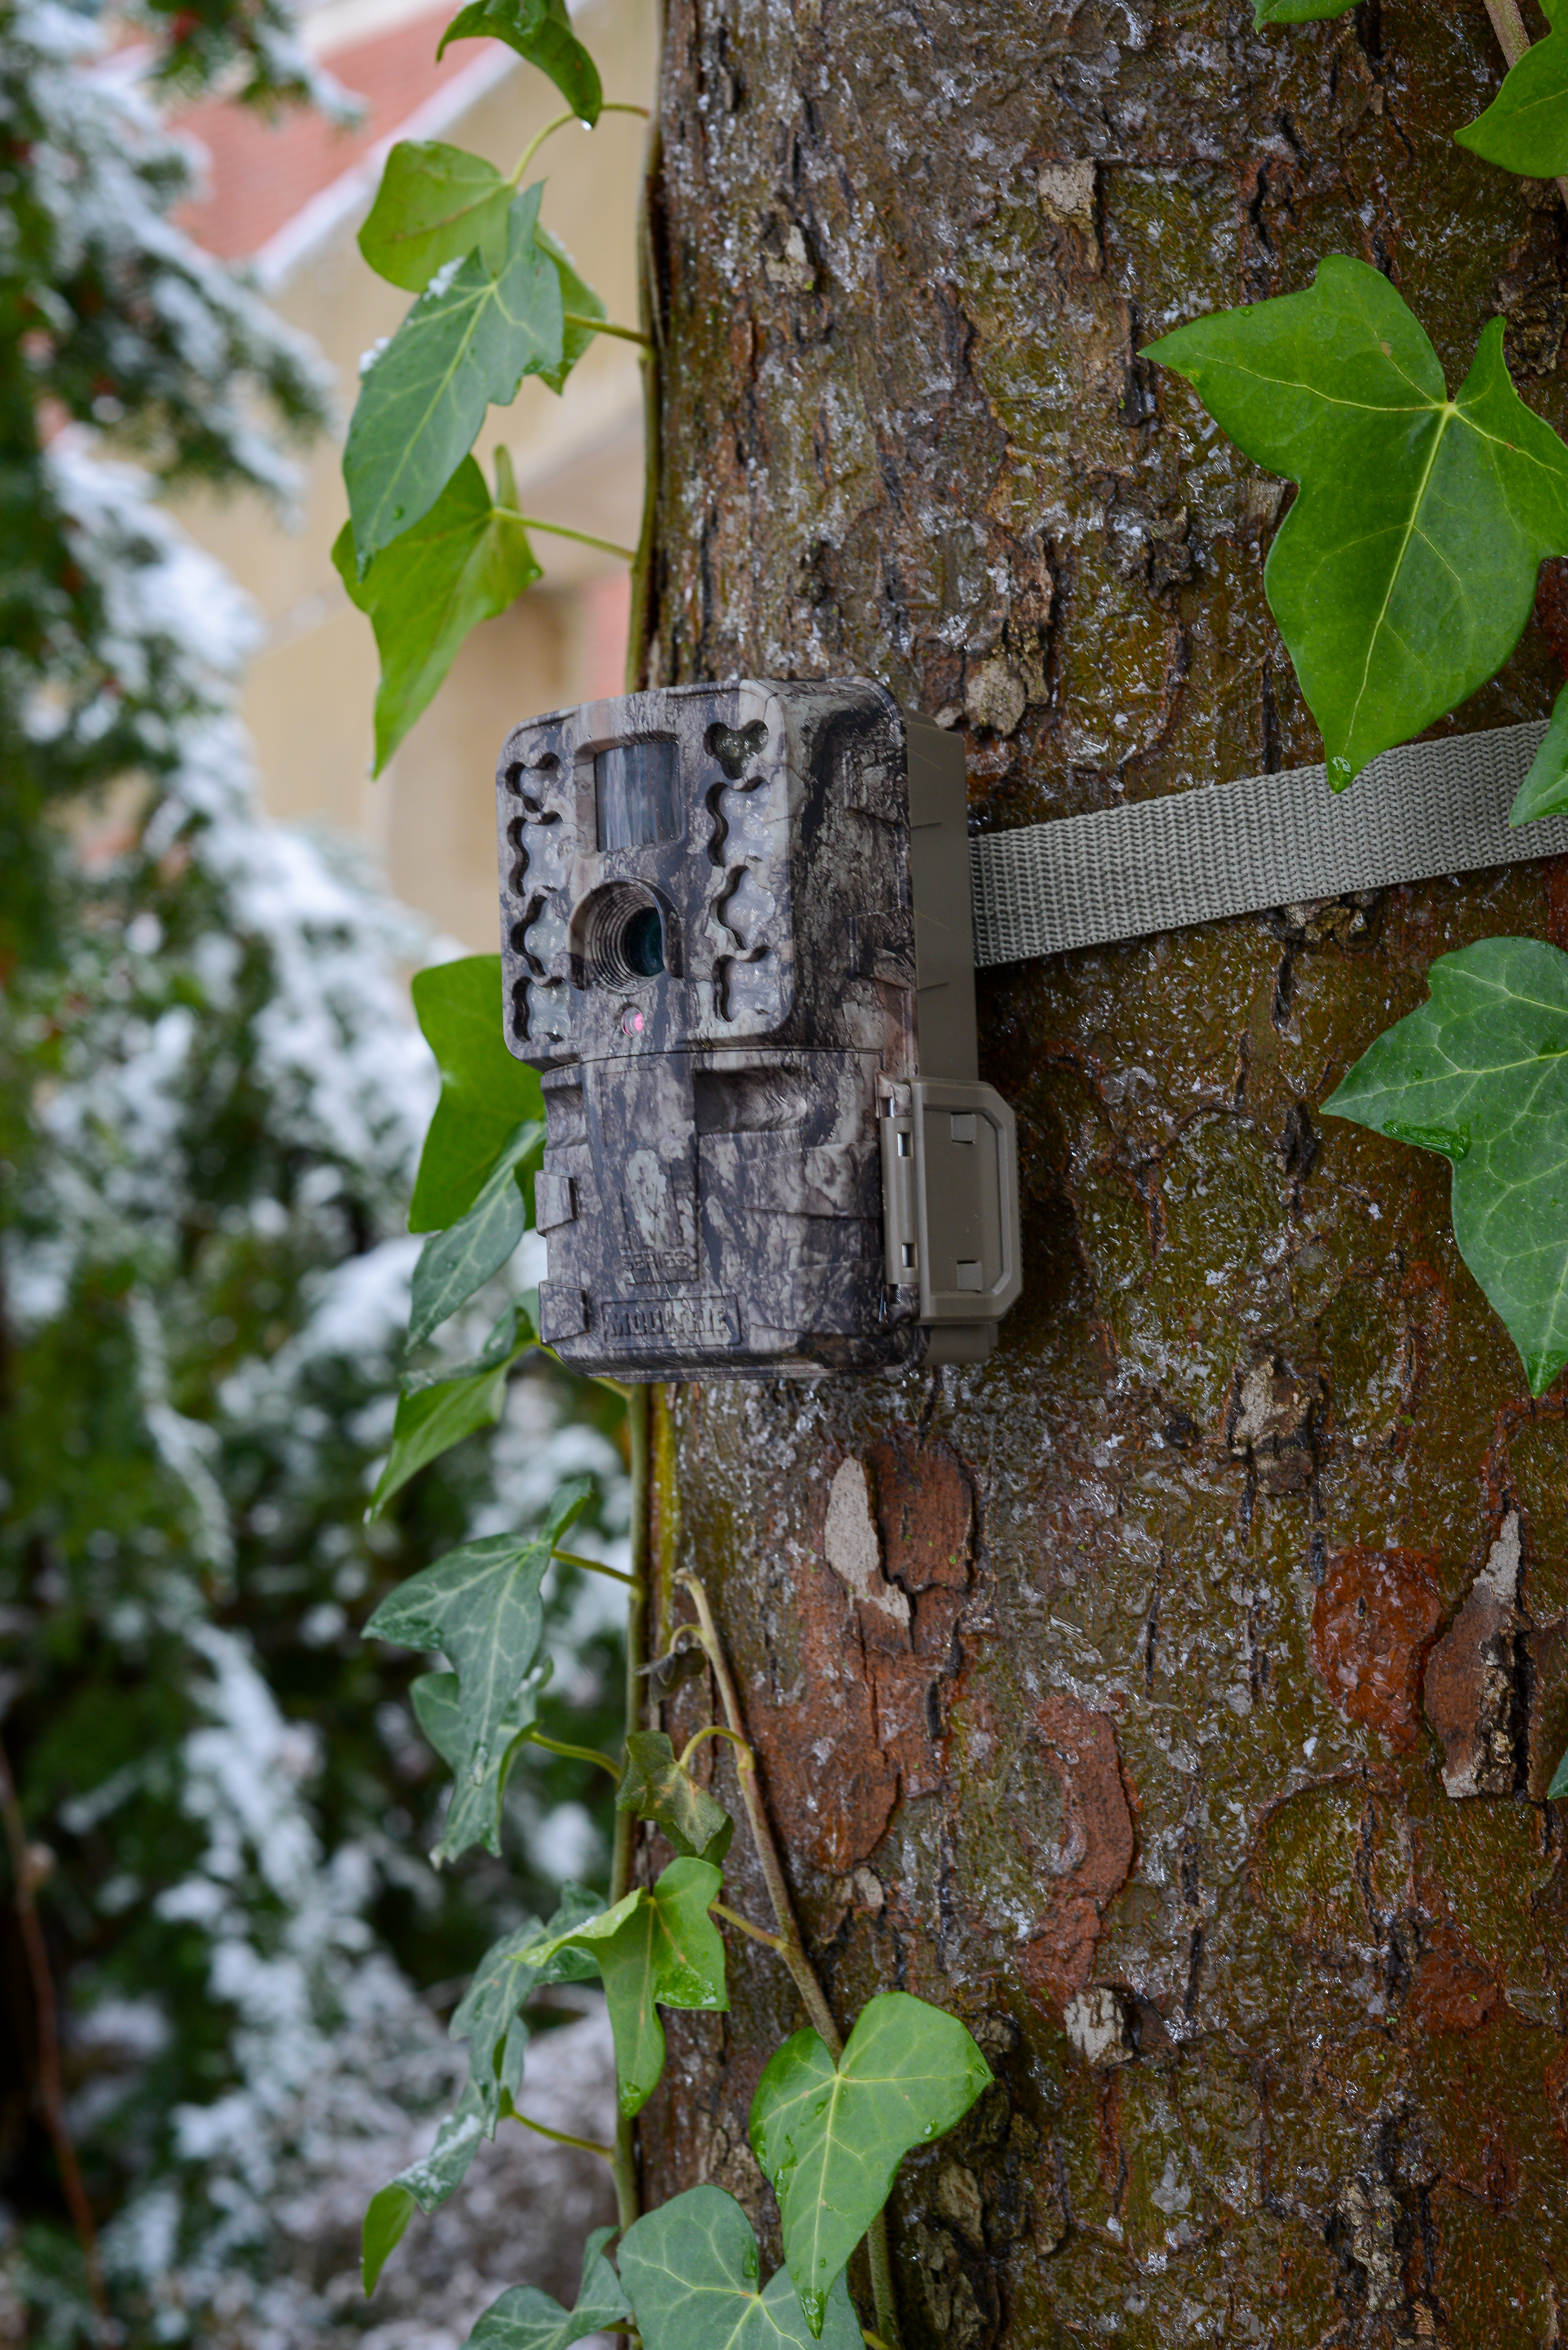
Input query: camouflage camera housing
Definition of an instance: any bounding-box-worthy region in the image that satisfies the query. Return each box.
[496,677,1020,1378]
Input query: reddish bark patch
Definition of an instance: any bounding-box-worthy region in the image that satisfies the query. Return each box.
[1524,1615,1568,1802]
[1310,1547,1443,1751]
[752,1440,977,1874]
[1408,1925,1500,2038]
[1017,1695,1136,2015]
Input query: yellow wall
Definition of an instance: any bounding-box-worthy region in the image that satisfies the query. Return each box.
[176,0,654,949]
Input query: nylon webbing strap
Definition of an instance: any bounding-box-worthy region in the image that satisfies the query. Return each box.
[968,719,1568,968]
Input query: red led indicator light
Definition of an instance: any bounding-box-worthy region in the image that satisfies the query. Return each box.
[622,1008,645,1035]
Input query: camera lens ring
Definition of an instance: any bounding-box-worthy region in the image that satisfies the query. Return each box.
[574,883,667,990]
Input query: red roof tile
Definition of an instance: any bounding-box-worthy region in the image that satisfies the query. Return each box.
[174,5,473,261]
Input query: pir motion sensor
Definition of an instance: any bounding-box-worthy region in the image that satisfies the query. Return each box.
[493,680,1568,1383]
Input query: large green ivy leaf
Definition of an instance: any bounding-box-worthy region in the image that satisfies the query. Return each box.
[1456,5,1568,178]
[359,139,514,291]
[366,1304,536,1518]
[410,956,544,1233]
[363,2082,486,2292]
[408,1112,544,1349]
[437,0,601,126]
[616,1730,733,1865]
[1253,0,1355,19]
[411,1667,542,1861]
[334,462,542,774]
[750,1992,992,2336]
[1511,682,1568,827]
[463,2227,631,2350]
[618,2188,863,2350]
[367,1480,589,1781]
[1143,254,1568,788]
[1324,936,1568,1394]
[532,1857,728,2116]
[451,1887,602,2128]
[345,183,562,568]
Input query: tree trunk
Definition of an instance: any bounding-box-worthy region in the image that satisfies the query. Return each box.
[638,6,1568,2342]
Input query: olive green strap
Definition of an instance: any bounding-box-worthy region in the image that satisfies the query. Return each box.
[969,721,1567,967]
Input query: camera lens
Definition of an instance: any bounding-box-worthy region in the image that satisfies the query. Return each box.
[621,903,664,978]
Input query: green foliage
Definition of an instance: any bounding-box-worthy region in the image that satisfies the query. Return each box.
[360,140,516,290]
[1252,0,1355,19]
[367,1480,590,1778]
[334,463,543,772]
[1511,683,1568,826]
[617,1731,734,1864]
[1551,1745,1568,1800]
[363,2083,488,2291]
[536,225,607,392]
[750,1993,992,2335]
[344,184,563,567]
[408,1111,544,1348]
[617,2188,863,2350]
[410,956,545,1231]
[437,0,603,124]
[462,2228,631,2350]
[367,1303,538,1516]
[411,1667,542,1859]
[1456,4,1568,177]
[1144,255,1568,788]
[533,1858,729,2116]
[1324,936,1568,1394]
[450,1890,602,2128]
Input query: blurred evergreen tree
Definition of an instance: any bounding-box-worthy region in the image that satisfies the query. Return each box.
[0,6,626,2338]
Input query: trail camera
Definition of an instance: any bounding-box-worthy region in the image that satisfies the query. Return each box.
[495,678,1021,1379]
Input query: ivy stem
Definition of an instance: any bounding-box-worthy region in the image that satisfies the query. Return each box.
[553,1545,641,1591]
[509,100,651,187]
[1481,0,1568,208]
[673,1571,841,2053]
[495,508,637,560]
[710,1900,784,1952]
[509,2109,616,2160]
[562,312,653,347]
[0,1728,111,2344]
[610,1385,651,2251]
[523,1728,623,1783]
[677,1721,750,1771]
[673,1571,904,2347]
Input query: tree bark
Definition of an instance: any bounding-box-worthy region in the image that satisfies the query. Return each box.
[639,5,1568,2342]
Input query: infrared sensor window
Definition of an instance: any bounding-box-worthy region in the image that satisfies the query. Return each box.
[596,739,681,851]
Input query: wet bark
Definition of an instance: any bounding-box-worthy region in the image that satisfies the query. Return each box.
[638,5,1568,2342]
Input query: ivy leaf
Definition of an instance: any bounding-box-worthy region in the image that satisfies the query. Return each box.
[616,1730,734,1865]
[1323,936,1568,1394]
[359,139,514,291]
[531,1857,728,2116]
[363,2081,486,2292]
[367,1480,591,1784]
[462,2226,631,2350]
[437,0,601,126]
[1143,254,1568,788]
[365,1304,536,1518]
[1456,5,1568,179]
[617,2187,863,2350]
[535,224,604,394]
[750,1992,993,2337]
[411,1667,542,1861]
[408,1112,544,1349]
[334,463,542,774]
[410,956,544,1232]
[1550,1746,1568,1801]
[1252,0,1355,19]
[1511,682,1568,827]
[451,1887,602,2128]
[345,183,563,568]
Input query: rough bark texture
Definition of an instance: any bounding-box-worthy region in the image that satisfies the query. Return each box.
[638,5,1568,2342]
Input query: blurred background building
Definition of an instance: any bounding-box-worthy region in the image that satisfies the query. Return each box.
[171,0,652,948]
